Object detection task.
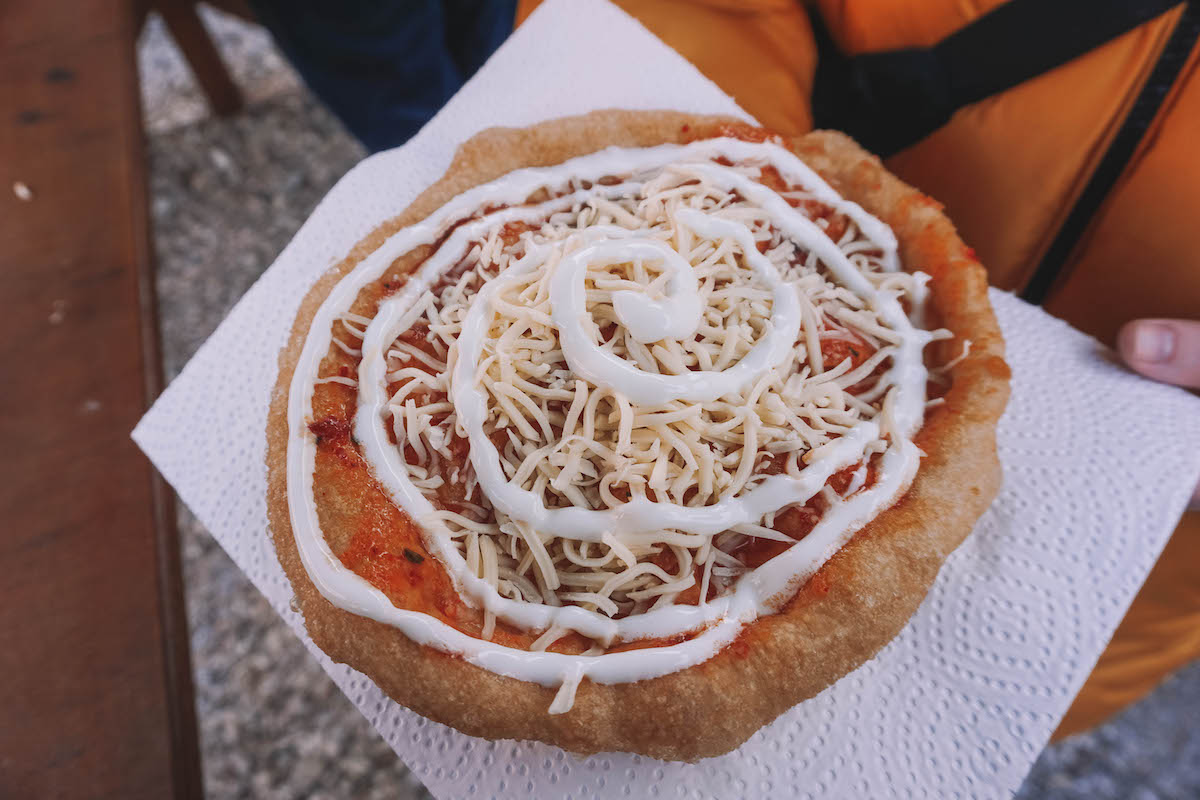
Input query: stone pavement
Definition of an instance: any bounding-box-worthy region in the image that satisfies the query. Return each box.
[140,8,1199,798]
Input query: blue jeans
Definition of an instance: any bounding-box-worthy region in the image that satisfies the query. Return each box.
[247,0,517,152]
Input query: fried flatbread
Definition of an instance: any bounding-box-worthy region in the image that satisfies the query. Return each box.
[265,110,1010,761]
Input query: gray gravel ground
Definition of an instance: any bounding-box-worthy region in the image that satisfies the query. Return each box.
[139,8,300,134]
[142,10,1200,799]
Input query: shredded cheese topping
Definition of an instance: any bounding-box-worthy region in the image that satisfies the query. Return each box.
[288,137,955,708]
[338,159,944,640]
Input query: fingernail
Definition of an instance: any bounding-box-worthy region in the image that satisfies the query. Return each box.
[1133,323,1176,364]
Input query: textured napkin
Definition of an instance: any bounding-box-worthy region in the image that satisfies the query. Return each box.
[133,0,1200,796]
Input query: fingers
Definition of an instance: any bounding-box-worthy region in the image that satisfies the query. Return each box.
[1119,320,1200,510]
[1117,319,1200,390]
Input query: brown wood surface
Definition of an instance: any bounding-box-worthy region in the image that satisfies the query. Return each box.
[0,1,202,798]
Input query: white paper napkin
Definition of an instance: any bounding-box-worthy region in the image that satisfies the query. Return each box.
[133,0,1200,796]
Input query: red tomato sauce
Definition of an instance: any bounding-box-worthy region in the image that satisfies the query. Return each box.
[306,139,900,653]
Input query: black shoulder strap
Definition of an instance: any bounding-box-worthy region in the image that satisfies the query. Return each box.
[812,0,1185,158]
[811,0,1200,304]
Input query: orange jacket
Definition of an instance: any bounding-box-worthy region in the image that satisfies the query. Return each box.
[519,0,1200,737]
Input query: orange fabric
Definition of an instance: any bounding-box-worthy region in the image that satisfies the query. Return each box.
[516,0,817,135]
[1046,33,1200,343]
[811,0,1007,52]
[515,0,1200,738]
[884,7,1183,290]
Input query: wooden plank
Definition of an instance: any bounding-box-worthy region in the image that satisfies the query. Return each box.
[0,0,124,49]
[0,2,202,798]
[155,0,244,116]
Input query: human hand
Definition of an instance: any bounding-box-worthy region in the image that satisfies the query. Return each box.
[1118,319,1200,509]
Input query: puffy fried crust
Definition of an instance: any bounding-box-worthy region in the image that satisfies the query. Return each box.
[265,110,1010,761]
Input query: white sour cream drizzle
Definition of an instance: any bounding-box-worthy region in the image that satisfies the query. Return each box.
[286,138,932,703]
[591,236,704,345]
[545,213,802,406]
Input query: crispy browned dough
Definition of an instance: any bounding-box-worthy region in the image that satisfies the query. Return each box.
[265,110,1011,761]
